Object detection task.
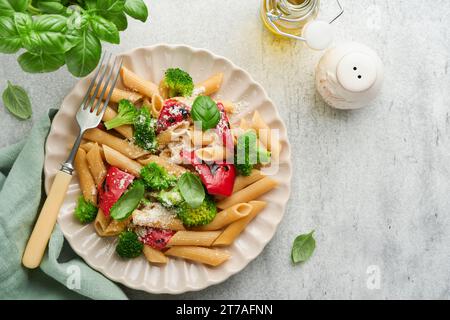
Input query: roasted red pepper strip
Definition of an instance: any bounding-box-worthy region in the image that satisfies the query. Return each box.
[139,227,176,250]
[157,99,190,134]
[182,151,236,197]
[98,167,135,216]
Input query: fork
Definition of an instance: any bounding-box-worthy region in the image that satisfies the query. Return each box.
[22,53,123,269]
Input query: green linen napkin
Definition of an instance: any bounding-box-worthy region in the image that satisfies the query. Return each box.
[0,109,127,300]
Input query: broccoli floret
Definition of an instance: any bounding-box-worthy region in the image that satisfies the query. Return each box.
[133,107,158,152]
[140,162,177,191]
[104,99,138,130]
[157,187,184,208]
[74,196,97,223]
[235,131,271,176]
[176,196,217,227]
[163,68,194,98]
[116,231,143,258]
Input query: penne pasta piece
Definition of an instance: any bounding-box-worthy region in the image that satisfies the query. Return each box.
[94,209,111,237]
[84,128,148,159]
[189,127,217,147]
[103,145,142,177]
[195,146,226,162]
[213,201,267,246]
[143,245,168,264]
[74,148,97,205]
[167,231,222,247]
[216,177,278,210]
[196,73,224,96]
[251,111,281,159]
[103,217,131,236]
[157,121,190,145]
[158,79,169,100]
[232,169,265,193]
[239,118,251,130]
[143,95,164,118]
[121,66,159,98]
[218,100,236,114]
[193,203,253,231]
[92,82,143,104]
[80,142,96,153]
[102,106,134,139]
[85,143,107,187]
[138,155,188,177]
[164,246,230,267]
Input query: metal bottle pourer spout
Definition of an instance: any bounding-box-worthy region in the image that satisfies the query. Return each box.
[266,0,344,50]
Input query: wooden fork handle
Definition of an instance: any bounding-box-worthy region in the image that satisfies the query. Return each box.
[22,171,72,269]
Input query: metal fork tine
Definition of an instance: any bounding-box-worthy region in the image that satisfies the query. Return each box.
[99,58,123,116]
[85,52,112,111]
[93,56,121,114]
[79,53,107,109]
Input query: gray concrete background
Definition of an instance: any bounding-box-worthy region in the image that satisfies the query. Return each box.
[1,0,449,299]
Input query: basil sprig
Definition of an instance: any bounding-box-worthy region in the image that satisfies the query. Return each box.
[110,180,145,221]
[191,96,221,131]
[177,173,205,208]
[0,0,149,77]
[291,231,316,264]
[2,81,32,120]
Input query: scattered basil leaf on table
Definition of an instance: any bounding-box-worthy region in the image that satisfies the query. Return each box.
[191,96,221,131]
[178,173,206,209]
[291,231,316,264]
[110,180,145,221]
[2,81,32,120]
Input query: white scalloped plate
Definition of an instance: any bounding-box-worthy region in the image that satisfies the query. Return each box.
[44,44,292,294]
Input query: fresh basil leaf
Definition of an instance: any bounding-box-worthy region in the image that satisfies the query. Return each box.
[90,14,119,44]
[37,2,66,14]
[15,13,67,54]
[102,11,128,31]
[0,0,28,17]
[110,180,145,221]
[291,231,316,264]
[178,173,205,209]
[65,29,101,77]
[18,51,65,73]
[191,96,221,131]
[0,16,21,53]
[124,0,148,22]
[96,0,125,14]
[2,81,32,120]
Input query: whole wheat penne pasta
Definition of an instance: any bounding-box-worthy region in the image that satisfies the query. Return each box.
[213,201,267,246]
[132,209,186,231]
[167,231,222,247]
[103,216,131,236]
[193,203,253,231]
[164,246,230,267]
[143,95,164,118]
[157,121,190,145]
[138,155,188,177]
[143,245,168,264]
[158,79,169,99]
[94,209,111,237]
[196,73,223,96]
[84,128,148,159]
[195,146,226,162]
[189,127,217,146]
[74,148,97,204]
[93,82,143,104]
[103,145,142,177]
[251,111,281,159]
[232,169,265,193]
[80,142,96,153]
[86,143,107,186]
[102,106,133,139]
[121,66,159,98]
[216,177,278,210]
[217,100,236,114]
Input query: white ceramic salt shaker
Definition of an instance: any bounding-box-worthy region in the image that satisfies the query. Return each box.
[315,42,384,110]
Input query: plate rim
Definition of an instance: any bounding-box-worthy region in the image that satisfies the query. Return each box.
[44,43,293,294]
